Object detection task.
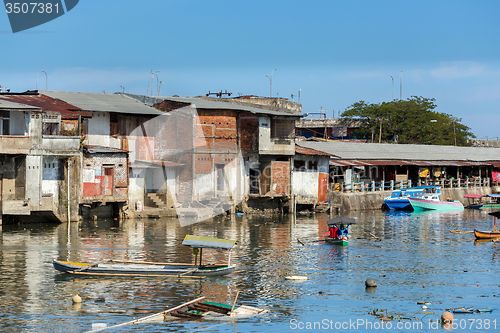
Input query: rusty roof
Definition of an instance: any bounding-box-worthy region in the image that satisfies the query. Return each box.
[84,145,128,154]
[295,144,333,156]
[132,159,184,168]
[0,94,92,119]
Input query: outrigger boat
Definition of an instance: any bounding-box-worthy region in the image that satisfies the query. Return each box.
[53,235,236,278]
[88,295,268,332]
[474,211,500,239]
[324,216,356,246]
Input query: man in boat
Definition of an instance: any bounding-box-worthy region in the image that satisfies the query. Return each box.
[338,223,348,240]
[326,225,341,239]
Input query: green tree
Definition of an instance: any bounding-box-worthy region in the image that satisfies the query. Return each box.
[340,96,475,146]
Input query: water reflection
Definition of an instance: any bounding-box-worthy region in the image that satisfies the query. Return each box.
[0,210,499,332]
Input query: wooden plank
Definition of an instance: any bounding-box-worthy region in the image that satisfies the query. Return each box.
[109,259,194,266]
[97,297,206,330]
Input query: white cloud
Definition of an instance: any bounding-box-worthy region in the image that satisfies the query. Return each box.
[430,61,486,79]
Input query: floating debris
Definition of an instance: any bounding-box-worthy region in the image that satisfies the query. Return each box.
[285,276,307,281]
[449,230,474,234]
[448,306,494,314]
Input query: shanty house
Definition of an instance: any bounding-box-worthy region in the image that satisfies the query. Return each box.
[0,92,89,223]
[41,91,165,218]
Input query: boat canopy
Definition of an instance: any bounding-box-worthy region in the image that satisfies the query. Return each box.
[486,194,500,198]
[464,194,484,198]
[182,235,236,250]
[327,216,356,225]
[489,211,500,218]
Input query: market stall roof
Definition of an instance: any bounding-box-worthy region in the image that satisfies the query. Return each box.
[182,235,236,250]
[297,141,500,163]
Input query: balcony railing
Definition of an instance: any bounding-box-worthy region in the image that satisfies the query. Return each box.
[332,178,491,193]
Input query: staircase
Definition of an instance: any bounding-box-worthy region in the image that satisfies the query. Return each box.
[145,193,169,208]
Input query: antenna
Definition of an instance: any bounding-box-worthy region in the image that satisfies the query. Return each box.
[298,89,301,103]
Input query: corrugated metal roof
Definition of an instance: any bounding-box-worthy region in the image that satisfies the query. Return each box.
[295,145,333,156]
[123,93,302,118]
[297,141,500,162]
[84,145,128,154]
[0,94,91,119]
[41,91,163,115]
[0,99,39,110]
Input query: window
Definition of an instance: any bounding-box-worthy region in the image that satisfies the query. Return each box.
[271,118,295,138]
[294,160,306,171]
[308,160,318,171]
[110,113,119,136]
[0,110,10,135]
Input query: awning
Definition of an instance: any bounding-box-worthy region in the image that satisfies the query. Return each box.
[464,194,484,198]
[182,235,236,250]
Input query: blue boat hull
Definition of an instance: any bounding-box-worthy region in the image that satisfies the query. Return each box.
[384,199,412,210]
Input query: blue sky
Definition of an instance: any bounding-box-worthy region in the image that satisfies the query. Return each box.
[1,0,500,138]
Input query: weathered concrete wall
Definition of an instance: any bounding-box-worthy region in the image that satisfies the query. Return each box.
[330,187,494,211]
[471,139,500,148]
[258,116,295,155]
[292,172,318,203]
[26,155,42,208]
[202,96,302,115]
[42,136,80,153]
[85,112,119,149]
[129,169,145,208]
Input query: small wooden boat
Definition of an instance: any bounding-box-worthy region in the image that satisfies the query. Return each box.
[482,194,500,208]
[89,295,268,331]
[474,229,500,239]
[474,211,500,239]
[464,194,484,209]
[53,235,236,277]
[409,197,464,211]
[324,216,356,246]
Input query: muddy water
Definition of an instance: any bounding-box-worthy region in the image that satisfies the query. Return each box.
[0,209,499,332]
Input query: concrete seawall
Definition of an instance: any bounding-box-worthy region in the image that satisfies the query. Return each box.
[329,187,496,212]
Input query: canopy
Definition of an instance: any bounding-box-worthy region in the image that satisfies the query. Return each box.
[327,216,356,225]
[182,235,236,250]
[487,194,500,198]
[489,211,500,218]
[464,194,484,198]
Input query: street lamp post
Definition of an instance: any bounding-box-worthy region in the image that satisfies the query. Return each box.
[391,76,394,100]
[265,69,276,97]
[430,119,456,146]
[37,70,47,90]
